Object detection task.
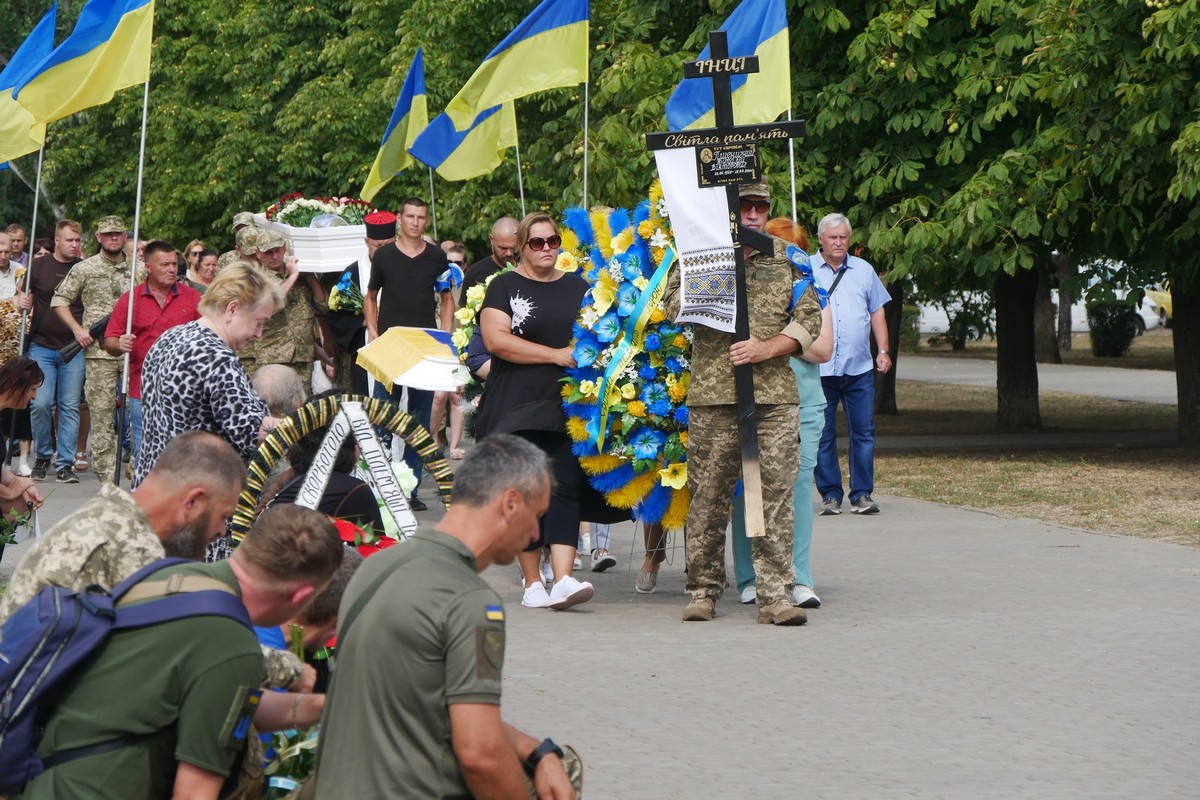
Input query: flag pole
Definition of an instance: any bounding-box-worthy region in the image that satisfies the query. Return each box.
[582,81,590,210]
[427,167,438,241]
[787,107,797,223]
[115,78,151,487]
[515,140,527,217]
[16,145,46,356]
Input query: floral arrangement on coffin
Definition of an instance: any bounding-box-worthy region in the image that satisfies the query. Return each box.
[559,183,691,532]
[327,271,365,316]
[263,193,376,228]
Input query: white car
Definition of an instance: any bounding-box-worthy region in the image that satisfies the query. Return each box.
[1067,293,1160,335]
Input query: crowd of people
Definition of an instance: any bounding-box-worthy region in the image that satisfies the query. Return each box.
[0,184,891,797]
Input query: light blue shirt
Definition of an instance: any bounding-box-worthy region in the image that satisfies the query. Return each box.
[810,250,891,378]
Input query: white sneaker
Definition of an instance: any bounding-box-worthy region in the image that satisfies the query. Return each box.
[791,585,822,608]
[548,576,594,610]
[17,457,31,477]
[521,582,552,608]
[739,586,757,604]
[539,559,554,586]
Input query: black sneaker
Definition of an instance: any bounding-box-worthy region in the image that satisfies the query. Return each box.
[31,457,50,481]
[56,466,79,484]
[409,496,428,512]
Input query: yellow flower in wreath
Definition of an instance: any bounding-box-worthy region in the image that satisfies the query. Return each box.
[672,333,688,348]
[579,380,598,398]
[658,462,687,490]
[668,382,687,403]
[592,272,618,315]
[637,220,656,239]
[620,383,637,400]
[466,284,487,306]
[454,306,475,325]
[649,307,665,324]
[627,400,647,417]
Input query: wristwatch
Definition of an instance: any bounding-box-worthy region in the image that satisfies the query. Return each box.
[524,738,564,775]
[879,349,889,356]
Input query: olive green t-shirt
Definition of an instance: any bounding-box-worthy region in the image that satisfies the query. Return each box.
[315,527,506,799]
[17,561,263,800]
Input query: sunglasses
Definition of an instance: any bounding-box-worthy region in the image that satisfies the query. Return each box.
[190,250,202,257]
[448,259,465,266]
[526,235,562,251]
[739,199,770,214]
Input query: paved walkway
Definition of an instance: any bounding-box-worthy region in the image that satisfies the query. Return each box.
[2,357,1195,797]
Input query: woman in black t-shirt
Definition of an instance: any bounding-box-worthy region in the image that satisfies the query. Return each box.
[477,213,625,611]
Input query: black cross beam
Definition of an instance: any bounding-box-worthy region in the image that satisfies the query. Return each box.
[646,30,805,538]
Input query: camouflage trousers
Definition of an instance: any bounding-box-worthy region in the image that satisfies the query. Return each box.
[84,358,124,485]
[685,404,799,607]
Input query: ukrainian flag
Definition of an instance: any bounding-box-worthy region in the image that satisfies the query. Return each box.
[664,0,789,131]
[15,0,154,126]
[360,50,428,203]
[0,3,57,164]
[442,0,589,131]
[408,102,518,182]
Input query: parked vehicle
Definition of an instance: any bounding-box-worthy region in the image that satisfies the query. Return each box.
[1069,293,1160,336]
[1145,283,1172,327]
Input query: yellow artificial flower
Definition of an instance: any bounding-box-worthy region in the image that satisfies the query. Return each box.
[673,334,688,348]
[620,383,637,400]
[627,400,647,417]
[451,329,469,350]
[679,431,688,444]
[633,276,649,291]
[665,374,676,387]
[579,380,598,398]
[651,246,666,265]
[658,462,688,490]
[454,306,475,324]
[466,284,486,306]
[592,272,618,315]
[668,382,687,402]
[637,220,656,239]
[649,307,665,323]
[612,228,634,255]
[555,251,579,273]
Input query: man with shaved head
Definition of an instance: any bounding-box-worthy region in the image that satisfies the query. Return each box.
[460,216,519,302]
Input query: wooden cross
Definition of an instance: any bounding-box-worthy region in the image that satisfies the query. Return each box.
[646,30,805,538]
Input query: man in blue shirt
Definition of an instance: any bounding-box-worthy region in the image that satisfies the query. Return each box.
[811,213,892,515]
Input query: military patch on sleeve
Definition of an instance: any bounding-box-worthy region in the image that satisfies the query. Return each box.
[475,626,505,681]
[485,604,504,622]
[219,686,262,750]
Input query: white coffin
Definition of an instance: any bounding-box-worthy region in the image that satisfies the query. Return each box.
[253,213,368,274]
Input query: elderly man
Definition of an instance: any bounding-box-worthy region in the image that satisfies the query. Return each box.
[460,215,518,301]
[6,223,29,267]
[665,181,823,625]
[102,240,202,462]
[52,215,146,484]
[18,220,84,482]
[12,502,343,800]
[315,434,581,799]
[810,213,892,516]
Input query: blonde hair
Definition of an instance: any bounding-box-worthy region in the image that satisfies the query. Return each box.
[515,212,556,261]
[199,260,283,316]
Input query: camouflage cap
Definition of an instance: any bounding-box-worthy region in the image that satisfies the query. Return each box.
[257,227,288,252]
[235,225,264,255]
[738,180,770,199]
[231,211,255,231]
[96,215,127,234]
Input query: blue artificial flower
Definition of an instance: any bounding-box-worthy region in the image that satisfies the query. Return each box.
[638,363,658,381]
[630,428,666,460]
[664,356,683,374]
[649,398,672,417]
[644,333,662,352]
[673,406,689,425]
[657,323,679,338]
[641,382,669,407]
[573,339,600,368]
[617,283,640,318]
[595,311,622,344]
[621,254,643,282]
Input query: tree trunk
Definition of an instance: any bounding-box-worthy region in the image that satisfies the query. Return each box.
[875,276,905,416]
[994,268,1042,429]
[1172,277,1198,446]
[1034,261,1061,364]
[1054,252,1074,352]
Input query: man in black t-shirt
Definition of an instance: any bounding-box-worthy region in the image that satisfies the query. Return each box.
[460,215,518,302]
[363,198,455,511]
[15,220,84,482]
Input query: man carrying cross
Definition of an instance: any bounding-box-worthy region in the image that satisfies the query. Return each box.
[663,179,822,624]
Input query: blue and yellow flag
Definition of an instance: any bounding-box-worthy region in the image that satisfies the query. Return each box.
[409,102,518,182]
[360,49,428,203]
[443,0,588,131]
[15,0,154,125]
[664,0,789,131]
[0,3,57,163]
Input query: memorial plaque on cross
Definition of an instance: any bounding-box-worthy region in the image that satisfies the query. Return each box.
[646,30,805,538]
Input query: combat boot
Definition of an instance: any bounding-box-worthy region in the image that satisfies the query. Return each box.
[757,600,807,626]
[682,596,716,622]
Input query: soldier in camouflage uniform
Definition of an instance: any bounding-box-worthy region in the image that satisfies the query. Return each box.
[0,431,307,690]
[242,227,315,386]
[217,210,256,271]
[663,181,823,626]
[51,216,146,485]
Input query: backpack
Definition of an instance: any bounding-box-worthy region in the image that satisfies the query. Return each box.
[0,557,252,794]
